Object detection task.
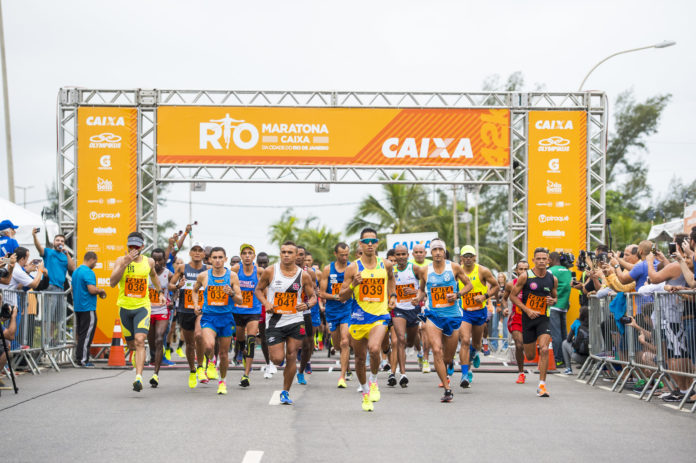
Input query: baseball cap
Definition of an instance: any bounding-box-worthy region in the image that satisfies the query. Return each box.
[190,241,204,251]
[460,245,476,256]
[430,239,446,251]
[240,243,255,254]
[0,220,18,231]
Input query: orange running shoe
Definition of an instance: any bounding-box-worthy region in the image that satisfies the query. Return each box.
[537,384,549,397]
[438,377,451,388]
[516,373,526,384]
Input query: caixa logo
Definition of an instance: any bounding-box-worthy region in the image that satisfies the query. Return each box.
[86,116,125,126]
[199,114,259,150]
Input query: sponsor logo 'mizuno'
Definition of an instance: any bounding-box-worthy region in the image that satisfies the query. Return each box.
[86,116,125,126]
[538,136,570,152]
[89,133,122,149]
[93,227,117,235]
[535,120,574,130]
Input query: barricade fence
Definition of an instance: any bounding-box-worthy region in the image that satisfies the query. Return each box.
[579,291,696,412]
[1,288,76,376]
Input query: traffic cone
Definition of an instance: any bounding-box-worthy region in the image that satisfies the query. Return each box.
[547,342,557,371]
[108,319,126,367]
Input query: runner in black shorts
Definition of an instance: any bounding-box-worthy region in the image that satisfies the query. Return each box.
[296,246,318,385]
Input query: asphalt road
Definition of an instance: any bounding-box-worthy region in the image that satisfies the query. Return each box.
[1,353,694,462]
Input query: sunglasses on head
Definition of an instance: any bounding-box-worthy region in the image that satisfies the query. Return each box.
[360,238,379,245]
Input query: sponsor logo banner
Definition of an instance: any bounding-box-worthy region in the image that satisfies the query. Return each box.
[386,232,439,252]
[77,107,138,344]
[156,106,510,167]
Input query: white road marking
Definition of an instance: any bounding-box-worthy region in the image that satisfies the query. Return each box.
[268,391,281,405]
[242,450,264,463]
[502,362,508,367]
[599,386,613,391]
[627,393,641,399]
[575,379,586,384]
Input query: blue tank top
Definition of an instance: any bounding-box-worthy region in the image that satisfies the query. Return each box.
[203,268,233,315]
[425,261,462,318]
[234,264,262,314]
[325,261,352,313]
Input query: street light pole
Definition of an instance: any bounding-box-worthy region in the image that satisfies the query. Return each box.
[578,40,676,91]
[0,1,14,202]
[15,184,32,208]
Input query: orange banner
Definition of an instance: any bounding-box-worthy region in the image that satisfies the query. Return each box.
[156,107,510,166]
[77,107,138,344]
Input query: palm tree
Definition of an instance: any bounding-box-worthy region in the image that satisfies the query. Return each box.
[269,209,301,246]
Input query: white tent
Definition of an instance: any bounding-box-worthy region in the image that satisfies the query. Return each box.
[647,218,684,242]
[0,198,62,260]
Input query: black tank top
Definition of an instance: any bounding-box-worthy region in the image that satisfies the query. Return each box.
[178,263,207,313]
[521,269,555,319]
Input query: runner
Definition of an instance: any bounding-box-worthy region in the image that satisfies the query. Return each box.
[304,251,326,351]
[457,245,499,389]
[296,245,318,385]
[146,248,172,388]
[339,228,396,412]
[502,260,530,383]
[410,243,432,373]
[255,241,317,405]
[319,242,354,388]
[192,247,243,395]
[256,252,275,379]
[509,248,558,397]
[390,244,424,388]
[169,242,209,388]
[109,231,164,392]
[418,239,473,401]
[231,243,262,388]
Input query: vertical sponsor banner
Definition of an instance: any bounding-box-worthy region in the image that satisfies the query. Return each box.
[683,203,696,234]
[77,107,138,344]
[527,111,587,329]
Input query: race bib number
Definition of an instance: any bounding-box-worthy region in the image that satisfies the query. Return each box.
[331,283,342,296]
[207,285,229,307]
[124,277,147,298]
[359,278,384,302]
[430,286,454,309]
[238,290,254,309]
[396,284,416,303]
[148,289,161,305]
[461,292,483,310]
[526,294,548,316]
[183,289,204,309]
[273,292,298,314]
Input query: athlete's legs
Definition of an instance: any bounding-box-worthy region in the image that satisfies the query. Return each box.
[194,315,205,368]
[201,328,218,367]
[151,319,168,374]
[471,324,485,352]
[537,333,551,382]
[420,323,430,362]
[132,332,147,377]
[243,320,260,376]
[393,317,408,375]
[512,330,525,372]
[458,322,473,366]
[353,337,369,385]
[218,336,232,380]
[367,324,388,377]
[299,324,314,374]
[258,323,270,364]
[425,321,447,386]
[182,329,196,370]
[389,328,398,372]
[284,338,302,391]
[338,323,351,378]
[442,331,459,364]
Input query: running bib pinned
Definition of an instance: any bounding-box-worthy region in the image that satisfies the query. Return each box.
[396,284,416,303]
[331,283,342,295]
[183,289,204,309]
[148,289,161,305]
[461,292,483,310]
[238,290,254,309]
[124,277,147,298]
[359,278,384,302]
[273,292,297,314]
[207,285,229,306]
[526,294,547,316]
[430,286,454,308]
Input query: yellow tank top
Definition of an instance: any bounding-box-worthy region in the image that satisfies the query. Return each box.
[459,264,488,310]
[409,258,432,268]
[117,257,151,310]
[352,257,389,316]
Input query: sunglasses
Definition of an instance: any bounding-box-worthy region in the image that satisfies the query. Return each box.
[360,238,379,245]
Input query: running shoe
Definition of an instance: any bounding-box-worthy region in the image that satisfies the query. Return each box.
[197,366,209,384]
[280,390,293,405]
[83,362,95,368]
[537,384,549,397]
[306,362,312,374]
[268,363,278,375]
[164,348,172,362]
[556,360,565,368]
[467,371,474,384]
[369,382,381,402]
[422,361,431,373]
[206,361,218,380]
[264,366,273,379]
[516,373,526,384]
[188,372,197,388]
[240,375,250,387]
[236,351,244,365]
[438,377,450,388]
[361,393,374,412]
[662,392,685,403]
[346,370,353,381]
[382,361,391,372]
[297,373,307,385]
[563,367,573,375]
[387,373,397,387]
[472,352,481,368]
[631,379,647,392]
[460,375,470,389]
[337,378,347,388]
[379,359,388,371]
[318,341,324,350]
[399,375,409,388]
[161,358,175,367]
[176,347,185,358]
[133,375,143,392]
[217,380,227,395]
[441,389,453,403]
[149,374,159,388]
[446,362,454,376]
[482,345,490,356]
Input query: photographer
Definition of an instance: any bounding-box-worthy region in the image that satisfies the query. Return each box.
[0,253,16,286]
[72,252,106,367]
[32,229,75,292]
[548,252,573,367]
[614,240,654,291]
[0,293,18,382]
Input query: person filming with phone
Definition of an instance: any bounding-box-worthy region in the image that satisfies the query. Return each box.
[32,228,75,293]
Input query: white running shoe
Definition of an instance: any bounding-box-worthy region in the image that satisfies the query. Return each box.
[268,363,278,375]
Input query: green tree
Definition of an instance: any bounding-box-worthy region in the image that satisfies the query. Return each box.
[268,209,341,267]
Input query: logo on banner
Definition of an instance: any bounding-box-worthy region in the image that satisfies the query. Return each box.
[89,133,122,149]
[536,201,572,208]
[546,180,562,194]
[534,120,574,130]
[99,155,112,170]
[93,227,117,235]
[542,230,566,237]
[97,277,110,286]
[538,136,570,152]
[547,158,560,173]
[86,116,125,126]
[90,211,120,220]
[200,114,260,150]
[97,177,112,192]
[86,244,100,252]
[382,138,473,159]
[538,214,569,223]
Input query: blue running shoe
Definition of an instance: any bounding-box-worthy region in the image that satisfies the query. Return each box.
[280,390,293,405]
[472,352,481,369]
[306,362,312,374]
[468,370,474,384]
[161,358,175,366]
[446,362,454,376]
[297,373,307,385]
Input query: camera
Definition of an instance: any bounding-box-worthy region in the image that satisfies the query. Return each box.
[597,252,608,264]
[619,315,633,325]
[577,250,587,271]
[559,252,575,268]
[0,302,12,320]
[0,266,9,279]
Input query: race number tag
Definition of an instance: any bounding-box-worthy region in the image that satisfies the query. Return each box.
[148,289,161,305]
[207,285,229,306]
[273,292,298,314]
[184,289,204,309]
[461,292,483,310]
[331,283,342,296]
[526,294,547,316]
[396,284,416,303]
[430,286,453,308]
[124,277,147,298]
[359,278,384,302]
[238,290,254,309]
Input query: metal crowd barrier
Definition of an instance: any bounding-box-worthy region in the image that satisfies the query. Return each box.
[1,288,76,376]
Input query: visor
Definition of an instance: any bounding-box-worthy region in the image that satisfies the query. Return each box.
[240,243,255,254]
[127,236,145,247]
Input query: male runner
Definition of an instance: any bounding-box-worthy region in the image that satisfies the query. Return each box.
[109,231,163,392]
[169,242,209,388]
[296,245,319,385]
[418,239,473,401]
[255,241,317,404]
[457,245,499,389]
[319,242,354,388]
[231,243,262,387]
[509,248,558,397]
[410,243,432,373]
[256,252,275,378]
[304,251,327,350]
[391,244,425,388]
[147,248,172,388]
[192,247,243,395]
[339,228,396,412]
[502,260,530,383]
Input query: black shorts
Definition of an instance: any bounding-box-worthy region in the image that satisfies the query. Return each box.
[233,313,261,327]
[177,312,198,332]
[521,315,551,344]
[266,322,305,346]
[393,308,420,328]
[120,306,150,341]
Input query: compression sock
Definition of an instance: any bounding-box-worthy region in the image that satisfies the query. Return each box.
[245,335,256,359]
[461,364,469,376]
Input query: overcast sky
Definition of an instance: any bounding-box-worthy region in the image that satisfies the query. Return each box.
[0,0,692,255]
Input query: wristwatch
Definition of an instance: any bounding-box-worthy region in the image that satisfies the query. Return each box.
[613,264,620,269]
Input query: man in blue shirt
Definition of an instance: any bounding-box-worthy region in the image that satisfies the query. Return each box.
[0,219,19,256]
[32,228,76,291]
[72,252,106,367]
[615,240,656,291]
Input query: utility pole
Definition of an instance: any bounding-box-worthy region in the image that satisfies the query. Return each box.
[0,1,14,202]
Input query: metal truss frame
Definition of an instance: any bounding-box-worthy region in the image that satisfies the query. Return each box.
[57,88,607,261]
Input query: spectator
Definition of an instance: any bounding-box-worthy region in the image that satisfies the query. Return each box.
[0,294,18,383]
[548,252,573,367]
[489,272,508,350]
[561,305,589,375]
[0,253,16,286]
[72,251,106,367]
[8,247,44,291]
[0,220,19,256]
[674,232,696,288]
[32,228,75,292]
[164,224,192,273]
[614,240,654,290]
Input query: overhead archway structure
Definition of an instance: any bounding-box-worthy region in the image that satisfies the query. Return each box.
[57,88,607,343]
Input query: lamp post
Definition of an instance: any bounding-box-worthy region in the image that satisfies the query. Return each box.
[15,184,33,208]
[578,40,676,91]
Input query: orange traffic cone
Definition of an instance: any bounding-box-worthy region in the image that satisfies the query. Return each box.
[108,319,126,367]
[547,342,557,371]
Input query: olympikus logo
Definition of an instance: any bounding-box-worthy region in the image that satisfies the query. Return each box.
[89,133,122,148]
[538,136,570,152]
[86,116,125,126]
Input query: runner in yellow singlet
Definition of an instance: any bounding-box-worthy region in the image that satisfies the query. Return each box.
[109,231,163,392]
